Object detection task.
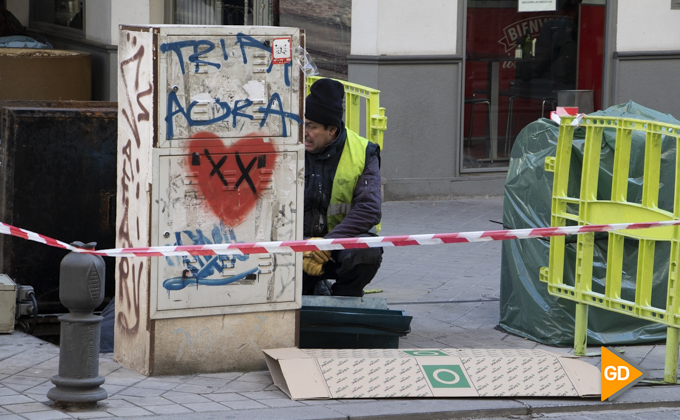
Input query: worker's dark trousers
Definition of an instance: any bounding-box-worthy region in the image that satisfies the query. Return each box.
[302,246,383,297]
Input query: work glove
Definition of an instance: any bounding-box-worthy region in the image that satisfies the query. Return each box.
[306,237,331,264]
[302,237,331,276]
[302,254,325,276]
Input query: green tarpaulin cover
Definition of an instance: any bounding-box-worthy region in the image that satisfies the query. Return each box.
[500,101,680,346]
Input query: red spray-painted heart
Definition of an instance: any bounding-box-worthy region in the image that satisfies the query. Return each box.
[186,132,277,227]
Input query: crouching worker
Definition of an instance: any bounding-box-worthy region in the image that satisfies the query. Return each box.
[302,78,383,297]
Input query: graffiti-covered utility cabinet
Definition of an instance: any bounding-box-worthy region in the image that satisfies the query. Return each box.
[116,25,304,375]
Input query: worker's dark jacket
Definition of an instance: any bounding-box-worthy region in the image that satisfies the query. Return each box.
[304,126,381,239]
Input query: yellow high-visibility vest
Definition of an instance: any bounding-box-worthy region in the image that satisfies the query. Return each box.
[327,129,369,232]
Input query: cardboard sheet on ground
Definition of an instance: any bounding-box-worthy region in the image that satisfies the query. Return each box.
[263,348,600,400]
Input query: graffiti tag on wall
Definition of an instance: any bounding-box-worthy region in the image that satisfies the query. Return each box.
[118,32,154,336]
[161,33,300,139]
[187,131,277,226]
[163,222,258,293]
[153,30,301,311]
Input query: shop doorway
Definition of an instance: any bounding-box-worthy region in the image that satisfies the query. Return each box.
[462,0,605,171]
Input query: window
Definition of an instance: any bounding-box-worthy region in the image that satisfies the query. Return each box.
[165,0,254,25]
[462,0,603,171]
[31,0,83,31]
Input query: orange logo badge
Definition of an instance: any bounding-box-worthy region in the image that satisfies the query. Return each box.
[600,347,648,401]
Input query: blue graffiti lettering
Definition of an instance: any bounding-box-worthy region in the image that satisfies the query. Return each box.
[163,223,254,293]
[161,35,291,86]
[166,91,299,139]
[165,91,186,137]
[163,266,258,291]
[166,91,233,138]
[219,38,229,61]
[257,92,301,137]
[235,33,277,76]
[232,99,254,126]
[186,97,232,126]
[283,61,291,87]
[160,40,220,74]
[161,35,297,137]
[235,33,270,64]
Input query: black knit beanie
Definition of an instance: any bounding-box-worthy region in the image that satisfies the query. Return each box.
[305,78,344,128]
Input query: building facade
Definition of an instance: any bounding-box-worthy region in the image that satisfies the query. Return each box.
[10,0,680,200]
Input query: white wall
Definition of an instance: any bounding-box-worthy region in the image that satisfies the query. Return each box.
[85,0,112,44]
[351,0,458,56]
[351,0,379,55]
[617,0,680,51]
[149,0,165,25]
[85,0,154,45]
[110,0,153,44]
[6,0,28,27]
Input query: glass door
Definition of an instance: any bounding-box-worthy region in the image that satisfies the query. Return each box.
[462,0,602,171]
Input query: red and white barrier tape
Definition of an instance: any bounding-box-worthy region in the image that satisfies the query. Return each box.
[2,219,680,258]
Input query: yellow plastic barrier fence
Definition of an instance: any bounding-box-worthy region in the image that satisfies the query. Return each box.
[305,76,387,149]
[541,115,680,383]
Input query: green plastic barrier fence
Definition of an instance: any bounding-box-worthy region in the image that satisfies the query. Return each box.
[305,76,386,149]
[541,115,680,383]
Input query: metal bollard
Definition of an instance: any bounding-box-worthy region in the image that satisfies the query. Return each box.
[47,242,107,407]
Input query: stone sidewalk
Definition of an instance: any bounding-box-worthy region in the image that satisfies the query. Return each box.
[1,198,679,420]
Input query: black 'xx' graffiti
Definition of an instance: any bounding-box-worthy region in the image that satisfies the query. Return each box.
[234,151,257,194]
[202,149,259,194]
[204,149,228,187]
